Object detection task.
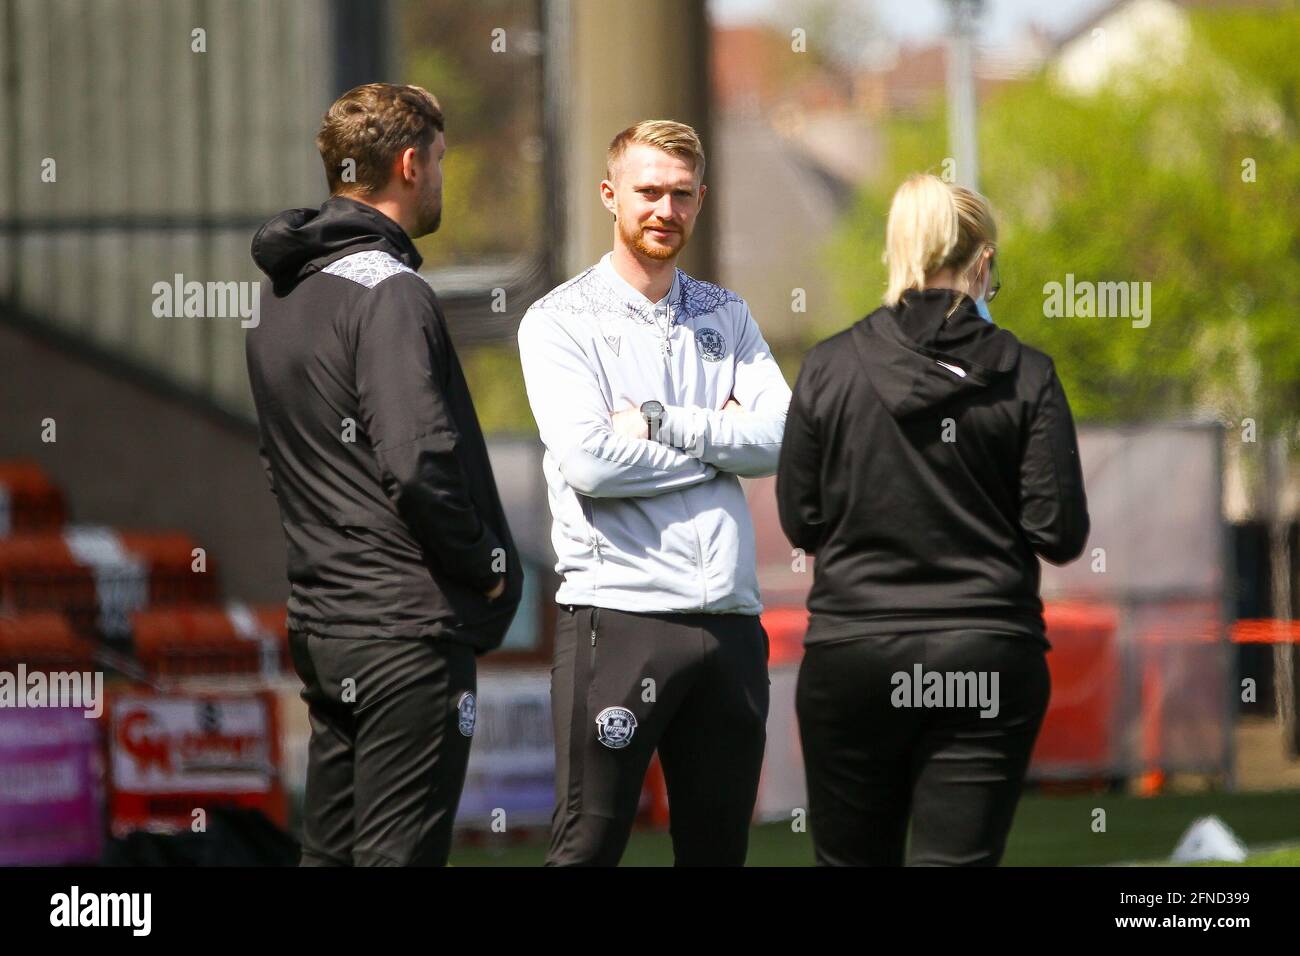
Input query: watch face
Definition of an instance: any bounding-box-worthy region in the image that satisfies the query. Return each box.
[641,400,664,418]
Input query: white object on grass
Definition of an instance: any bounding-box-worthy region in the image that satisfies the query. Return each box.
[1171,816,1248,863]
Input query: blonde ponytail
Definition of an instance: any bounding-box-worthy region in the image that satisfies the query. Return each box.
[883,174,997,307]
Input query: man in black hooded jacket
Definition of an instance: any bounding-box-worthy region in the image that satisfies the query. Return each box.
[246,83,522,866]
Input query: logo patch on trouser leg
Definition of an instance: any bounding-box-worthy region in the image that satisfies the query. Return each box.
[595,706,637,749]
[456,691,476,737]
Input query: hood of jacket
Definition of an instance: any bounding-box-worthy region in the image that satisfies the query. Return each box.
[851,287,1022,419]
[251,195,423,294]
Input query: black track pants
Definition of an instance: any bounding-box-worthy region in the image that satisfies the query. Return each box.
[796,630,1050,866]
[288,629,477,867]
[546,605,770,867]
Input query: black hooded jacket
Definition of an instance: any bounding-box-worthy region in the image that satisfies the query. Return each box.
[247,196,522,652]
[776,288,1089,645]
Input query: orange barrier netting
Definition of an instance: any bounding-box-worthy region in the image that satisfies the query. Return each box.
[1034,602,1121,775]
[1231,618,1300,644]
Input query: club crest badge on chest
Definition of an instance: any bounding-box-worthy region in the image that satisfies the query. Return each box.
[695,327,726,362]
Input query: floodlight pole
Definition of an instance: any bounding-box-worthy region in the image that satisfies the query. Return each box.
[944,0,984,190]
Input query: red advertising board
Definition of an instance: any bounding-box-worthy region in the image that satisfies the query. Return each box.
[107,691,286,835]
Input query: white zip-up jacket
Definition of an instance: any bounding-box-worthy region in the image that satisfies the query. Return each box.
[518,253,791,615]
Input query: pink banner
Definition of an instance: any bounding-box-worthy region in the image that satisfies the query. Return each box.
[0,707,103,865]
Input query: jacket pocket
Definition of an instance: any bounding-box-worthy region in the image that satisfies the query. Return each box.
[563,606,597,813]
[579,496,604,564]
[760,621,772,685]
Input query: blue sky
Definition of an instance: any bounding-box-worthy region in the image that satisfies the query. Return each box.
[710,0,1114,48]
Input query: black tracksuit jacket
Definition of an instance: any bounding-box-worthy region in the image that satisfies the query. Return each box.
[247,196,522,652]
[776,288,1089,645]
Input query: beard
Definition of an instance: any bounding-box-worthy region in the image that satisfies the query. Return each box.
[411,181,442,238]
[622,215,688,261]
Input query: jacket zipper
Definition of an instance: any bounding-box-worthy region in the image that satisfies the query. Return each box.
[662,301,705,608]
[659,304,672,357]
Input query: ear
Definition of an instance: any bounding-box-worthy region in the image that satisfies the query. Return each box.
[393,147,412,186]
[600,179,617,217]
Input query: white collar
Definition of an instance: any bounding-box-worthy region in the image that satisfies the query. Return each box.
[596,252,681,318]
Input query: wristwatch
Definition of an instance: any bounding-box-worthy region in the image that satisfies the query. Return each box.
[640,400,664,443]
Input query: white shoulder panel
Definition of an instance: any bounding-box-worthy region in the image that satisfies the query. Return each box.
[321,250,416,288]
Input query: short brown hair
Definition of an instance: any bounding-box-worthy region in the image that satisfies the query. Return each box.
[315,83,445,196]
[606,120,706,183]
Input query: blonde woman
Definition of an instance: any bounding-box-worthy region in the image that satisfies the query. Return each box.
[776,174,1089,866]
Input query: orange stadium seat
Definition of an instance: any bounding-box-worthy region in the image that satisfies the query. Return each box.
[130,603,289,677]
[0,533,99,633]
[115,531,220,605]
[0,610,97,670]
[0,528,220,640]
[0,460,68,534]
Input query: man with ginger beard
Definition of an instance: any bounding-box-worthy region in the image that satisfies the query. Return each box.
[517,120,791,865]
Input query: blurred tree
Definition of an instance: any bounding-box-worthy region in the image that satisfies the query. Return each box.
[398,0,545,437]
[462,343,535,435]
[826,9,1300,430]
[400,0,545,268]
